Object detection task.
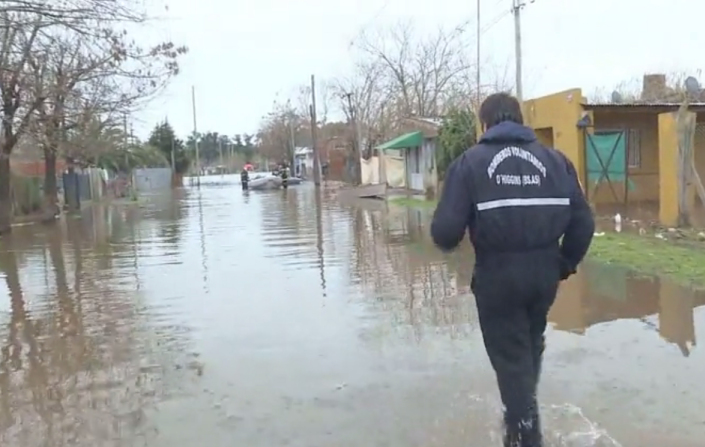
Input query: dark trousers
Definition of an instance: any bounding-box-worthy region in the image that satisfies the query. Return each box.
[472,257,560,447]
[242,182,248,190]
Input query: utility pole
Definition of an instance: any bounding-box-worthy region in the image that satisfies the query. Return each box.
[512,0,525,102]
[310,74,321,186]
[191,85,200,186]
[288,115,296,173]
[123,112,129,170]
[344,92,362,185]
[378,103,387,185]
[476,0,481,108]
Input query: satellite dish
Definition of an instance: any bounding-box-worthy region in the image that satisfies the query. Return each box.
[611,90,623,103]
[684,76,700,94]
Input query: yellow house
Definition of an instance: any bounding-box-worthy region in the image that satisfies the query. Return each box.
[523,88,705,226]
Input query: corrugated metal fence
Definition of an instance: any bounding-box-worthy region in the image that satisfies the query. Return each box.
[132,168,172,192]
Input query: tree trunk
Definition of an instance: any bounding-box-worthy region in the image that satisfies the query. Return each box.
[42,146,59,222]
[0,157,12,235]
[173,172,183,187]
[65,157,79,212]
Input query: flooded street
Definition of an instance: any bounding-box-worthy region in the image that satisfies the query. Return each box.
[0,175,703,447]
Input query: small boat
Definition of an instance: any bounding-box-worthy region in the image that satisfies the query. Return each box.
[248,173,283,190]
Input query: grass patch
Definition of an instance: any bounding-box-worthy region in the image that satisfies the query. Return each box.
[389,197,438,208]
[389,199,705,287]
[588,232,705,287]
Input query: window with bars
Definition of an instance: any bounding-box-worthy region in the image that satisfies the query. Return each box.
[626,128,641,168]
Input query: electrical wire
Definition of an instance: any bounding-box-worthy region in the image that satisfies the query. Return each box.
[481,8,511,35]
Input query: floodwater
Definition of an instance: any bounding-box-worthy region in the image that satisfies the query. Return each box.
[0,175,703,447]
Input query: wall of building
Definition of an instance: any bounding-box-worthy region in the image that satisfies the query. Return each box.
[320,138,347,182]
[524,87,705,224]
[658,110,704,226]
[693,118,705,184]
[523,88,586,185]
[522,89,673,206]
[10,158,67,176]
[421,138,438,195]
[591,110,660,203]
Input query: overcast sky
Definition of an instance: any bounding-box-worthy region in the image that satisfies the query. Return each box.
[135,0,704,140]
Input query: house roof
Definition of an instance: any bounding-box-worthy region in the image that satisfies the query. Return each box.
[406,116,444,127]
[584,102,705,112]
[377,131,423,150]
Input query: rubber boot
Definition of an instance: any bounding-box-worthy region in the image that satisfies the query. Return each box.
[503,430,521,447]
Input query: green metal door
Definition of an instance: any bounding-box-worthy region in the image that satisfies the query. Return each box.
[585,130,628,202]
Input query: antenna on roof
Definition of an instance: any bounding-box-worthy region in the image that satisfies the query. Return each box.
[610,90,623,104]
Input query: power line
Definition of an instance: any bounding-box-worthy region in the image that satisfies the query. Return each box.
[481,9,511,34]
[477,1,515,106]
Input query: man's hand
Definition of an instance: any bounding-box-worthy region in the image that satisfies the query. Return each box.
[559,258,575,280]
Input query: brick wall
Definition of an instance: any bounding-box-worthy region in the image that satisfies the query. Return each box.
[10,159,66,177]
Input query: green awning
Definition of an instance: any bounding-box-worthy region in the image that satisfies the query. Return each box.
[377,131,423,150]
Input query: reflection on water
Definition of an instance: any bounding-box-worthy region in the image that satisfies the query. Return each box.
[553,265,703,357]
[0,176,702,447]
[0,214,194,446]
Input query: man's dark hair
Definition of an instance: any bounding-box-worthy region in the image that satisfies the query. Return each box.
[479,92,524,128]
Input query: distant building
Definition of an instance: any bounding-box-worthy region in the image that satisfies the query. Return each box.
[374,116,444,196]
[293,146,313,178]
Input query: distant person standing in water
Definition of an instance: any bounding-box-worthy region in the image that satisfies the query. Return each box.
[430,92,594,447]
[240,167,249,190]
[281,163,289,189]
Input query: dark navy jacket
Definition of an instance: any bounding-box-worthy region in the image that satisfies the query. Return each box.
[430,121,594,272]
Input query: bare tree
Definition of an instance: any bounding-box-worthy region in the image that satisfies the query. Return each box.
[256,19,510,185]
[0,12,50,231]
[0,0,187,232]
[588,72,701,104]
[29,26,185,214]
[315,19,477,183]
[331,60,390,141]
[256,99,298,164]
[353,20,474,120]
[293,80,332,125]
[0,0,144,23]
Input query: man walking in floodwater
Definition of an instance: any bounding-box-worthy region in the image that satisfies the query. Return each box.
[430,93,594,447]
